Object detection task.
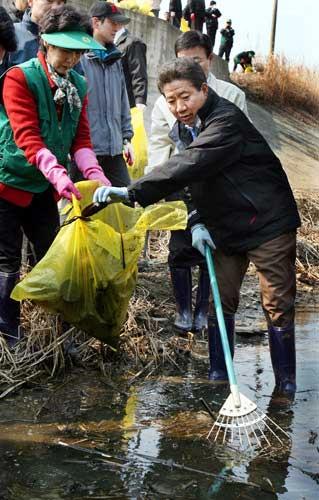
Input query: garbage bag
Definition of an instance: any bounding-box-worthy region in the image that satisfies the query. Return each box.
[12,181,187,346]
[128,107,148,180]
[180,18,190,32]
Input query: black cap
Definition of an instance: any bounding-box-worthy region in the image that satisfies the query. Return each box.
[90,1,130,24]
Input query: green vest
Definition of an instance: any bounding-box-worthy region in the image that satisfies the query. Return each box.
[0,58,87,193]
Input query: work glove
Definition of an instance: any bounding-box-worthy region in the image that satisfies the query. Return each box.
[123,139,135,166]
[171,11,176,17]
[74,148,111,186]
[36,148,81,201]
[93,186,129,204]
[191,223,216,257]
[136,103,146,112]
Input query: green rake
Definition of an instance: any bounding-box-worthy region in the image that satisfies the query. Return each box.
[203,245,290,449]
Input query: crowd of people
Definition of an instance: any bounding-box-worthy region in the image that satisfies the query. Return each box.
[0,1,299,396]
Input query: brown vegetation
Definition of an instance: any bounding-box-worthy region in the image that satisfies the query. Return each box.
[233,56,319,119]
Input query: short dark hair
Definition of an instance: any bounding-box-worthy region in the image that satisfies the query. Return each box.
[0,6,17,53]
[39,4,92,36]
[157,58,206,94]
[174,30,212,59]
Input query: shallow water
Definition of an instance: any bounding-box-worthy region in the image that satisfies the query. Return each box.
[0,309,318,499]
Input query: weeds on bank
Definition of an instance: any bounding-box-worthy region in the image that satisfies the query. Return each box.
[233,56,319,119]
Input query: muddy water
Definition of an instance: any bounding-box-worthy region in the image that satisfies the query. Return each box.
[0,309,318,499]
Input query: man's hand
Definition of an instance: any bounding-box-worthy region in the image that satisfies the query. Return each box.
[191,223,216,257]
[93,186,129,204]
[123,140,135,166]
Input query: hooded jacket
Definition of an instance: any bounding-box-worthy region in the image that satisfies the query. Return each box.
[80,47,133,157]
[129,89,300,254]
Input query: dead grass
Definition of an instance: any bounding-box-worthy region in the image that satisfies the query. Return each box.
[233,56,319,119]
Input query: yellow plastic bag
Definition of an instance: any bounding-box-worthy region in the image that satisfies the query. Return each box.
[12,181,187,346]
[129,107,148,180]
[180,18,190,32]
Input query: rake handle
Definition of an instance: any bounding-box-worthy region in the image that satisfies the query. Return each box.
[205,245,241,408]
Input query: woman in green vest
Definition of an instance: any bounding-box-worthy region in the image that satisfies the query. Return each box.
[0,4,111,347]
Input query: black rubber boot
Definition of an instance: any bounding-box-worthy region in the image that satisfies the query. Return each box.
[193,267,210,332]
[268,324,296,395]
[208,314,235,381]
[170,267,192,332]
[0,271,21,347]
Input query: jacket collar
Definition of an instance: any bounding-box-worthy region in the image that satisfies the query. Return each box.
[85,43,122,65]
[114,28,128,45]
[197,87,220,123]
[21,9,39,36]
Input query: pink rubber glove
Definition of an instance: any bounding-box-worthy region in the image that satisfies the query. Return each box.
[74,148,112,186]
[36,148,81,201]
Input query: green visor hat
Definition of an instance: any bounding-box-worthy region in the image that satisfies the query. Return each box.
[41,30,106,51]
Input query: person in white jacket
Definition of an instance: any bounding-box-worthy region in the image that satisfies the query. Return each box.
[145,30,249,335]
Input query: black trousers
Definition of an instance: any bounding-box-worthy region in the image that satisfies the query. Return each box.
[218,43,233,62]
[97,154,131,187]
[207,27,218,50]
[168,228,206,269]
[0,189,59,273]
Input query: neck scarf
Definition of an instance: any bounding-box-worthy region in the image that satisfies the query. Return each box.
[47,62,82,113]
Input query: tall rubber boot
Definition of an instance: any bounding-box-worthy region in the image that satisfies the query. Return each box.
[0,271,21,347]
[208,314,235,381]
[170,267,192,332]
[193,267,210,332]
[268,324,296,394]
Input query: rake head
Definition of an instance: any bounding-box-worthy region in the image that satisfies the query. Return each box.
[204,393,290,450]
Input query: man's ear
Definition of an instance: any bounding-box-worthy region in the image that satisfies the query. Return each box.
[208,53,213,64]
[201,82,209,96]
[91,16,100,31]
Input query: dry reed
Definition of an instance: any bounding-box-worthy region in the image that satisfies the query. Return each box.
[233,55,319,119]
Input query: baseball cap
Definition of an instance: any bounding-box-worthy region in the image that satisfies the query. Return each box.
[41,31,106,51]
[90,1,130,24]
[226,19,232,24]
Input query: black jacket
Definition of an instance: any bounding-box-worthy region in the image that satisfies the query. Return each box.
[116,30,148,108]
[129,89,300,254]
[184,0,206,20]
[169,0,182,15]
[205,7,221,29]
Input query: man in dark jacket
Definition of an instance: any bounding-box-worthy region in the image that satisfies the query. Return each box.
[115,26,148,110]
[169,0,182,29]
[0,6,17,76]
[233,50,255,72]
[93,58,300,396]
[205,1,221,50]
[183,0,206,32]
[8,0,66,67]
[218,18,235,62]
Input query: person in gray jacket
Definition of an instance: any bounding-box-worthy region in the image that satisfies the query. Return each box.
[81,2,134,187]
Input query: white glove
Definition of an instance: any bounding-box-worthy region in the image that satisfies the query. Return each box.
[191,223,216,257]
[93,186,129,204]
[123,140,135,166]
[136,103,146,112]
[171,11,176,17]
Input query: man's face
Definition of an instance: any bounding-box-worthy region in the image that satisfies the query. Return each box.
[163,79,208,126]
[92,16,122,44]
[177,46,212,78]
[28,0,65,24]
